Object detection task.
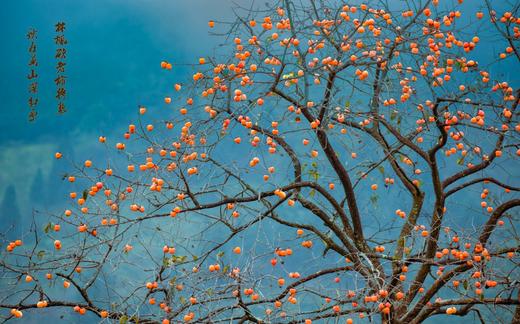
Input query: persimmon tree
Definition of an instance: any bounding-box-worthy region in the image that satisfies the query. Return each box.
[2,0,520,323]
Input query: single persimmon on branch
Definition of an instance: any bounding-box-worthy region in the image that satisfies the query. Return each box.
[1,0,520,323]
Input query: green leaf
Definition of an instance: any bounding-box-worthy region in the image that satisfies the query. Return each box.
[171,255,187,264]
[377,166,385,175]
[37,250,45,260]
[180,296,186,304]
[119,315,128,324]
[345,101,350,108]
[390,110,398,121]
[222,265,229,274]
[82,189,88,201]
[217,251,225,258]
[43,222,52,234]
[308,169,320,181]
[463,280,468,290]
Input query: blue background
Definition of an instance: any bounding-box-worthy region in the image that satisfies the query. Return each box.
[0,1,518,323]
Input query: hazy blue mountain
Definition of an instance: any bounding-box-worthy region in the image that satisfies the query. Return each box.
[1,184,22,240]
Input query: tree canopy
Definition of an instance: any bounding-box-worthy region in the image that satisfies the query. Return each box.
[1,0,520,323]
